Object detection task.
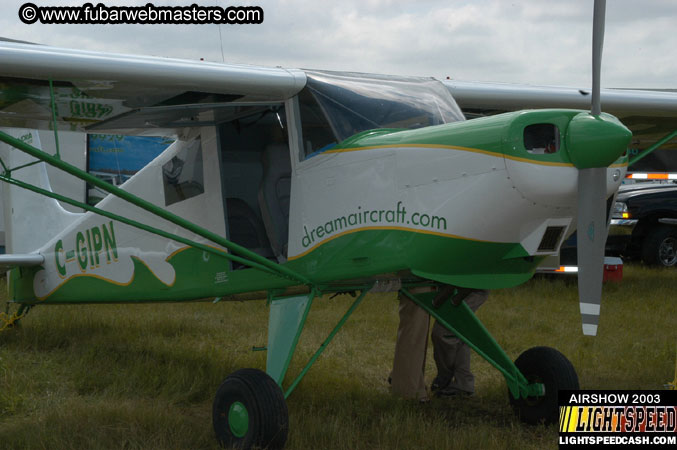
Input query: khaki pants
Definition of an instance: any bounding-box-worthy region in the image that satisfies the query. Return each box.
[390,294,430,401]
[390,289,488,399]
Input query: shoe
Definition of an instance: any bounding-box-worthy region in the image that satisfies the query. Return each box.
[435,386,474,398]
[431,375,451,392]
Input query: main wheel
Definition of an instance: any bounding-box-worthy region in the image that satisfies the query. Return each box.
[213,368,288,449]
[509,346,579,425]
[641,225,677,267]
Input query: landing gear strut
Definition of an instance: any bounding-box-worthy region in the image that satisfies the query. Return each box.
[401,287,578,424]
[213,288,369,449]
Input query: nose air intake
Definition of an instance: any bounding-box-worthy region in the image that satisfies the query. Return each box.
[537,226,566,252]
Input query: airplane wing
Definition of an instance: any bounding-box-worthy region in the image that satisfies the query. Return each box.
[0,253,44,271]
[0,41,306,134]
[444,80,677,151]
[2,38,675,149]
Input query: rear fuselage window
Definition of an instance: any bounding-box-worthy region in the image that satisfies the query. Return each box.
[524,123,560,154]
[163,138,205,206]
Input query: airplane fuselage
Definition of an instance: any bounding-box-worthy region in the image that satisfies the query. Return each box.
[7,109,627,304]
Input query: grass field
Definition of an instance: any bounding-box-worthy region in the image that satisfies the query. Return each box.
[0,264,675,449]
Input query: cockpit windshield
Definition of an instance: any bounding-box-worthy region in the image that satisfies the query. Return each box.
[299,70,465,158]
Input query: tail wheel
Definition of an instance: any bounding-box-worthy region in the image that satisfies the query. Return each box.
[213,368,288,449]
[509,346,579,425]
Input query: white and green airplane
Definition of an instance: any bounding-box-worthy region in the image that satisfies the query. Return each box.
[0,2,675,448]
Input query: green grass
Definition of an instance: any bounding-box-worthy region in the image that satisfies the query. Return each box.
[0,265,675,449]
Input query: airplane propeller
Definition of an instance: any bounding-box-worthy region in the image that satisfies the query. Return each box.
[591,0,605,118]
[568,0,631,336]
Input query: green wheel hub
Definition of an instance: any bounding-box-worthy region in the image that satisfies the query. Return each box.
[228,401,249,438]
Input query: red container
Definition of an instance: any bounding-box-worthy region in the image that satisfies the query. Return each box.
[603,257,623,283]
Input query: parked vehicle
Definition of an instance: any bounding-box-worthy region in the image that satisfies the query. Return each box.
[609,183,677,266]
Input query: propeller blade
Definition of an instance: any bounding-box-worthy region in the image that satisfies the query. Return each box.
[573,0,612,336]
[591,0,606,115]
[576,167,607,336]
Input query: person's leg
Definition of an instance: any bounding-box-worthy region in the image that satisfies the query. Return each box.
[445,339,474,394]
[391,294,430,401]
[430,320,458,391]
[432,289,488,396]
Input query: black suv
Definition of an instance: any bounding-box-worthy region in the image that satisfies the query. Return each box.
[608,183,677,266]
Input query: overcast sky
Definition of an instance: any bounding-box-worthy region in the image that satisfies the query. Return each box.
[2,0,676,89]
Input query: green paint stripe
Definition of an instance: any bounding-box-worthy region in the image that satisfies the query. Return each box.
[289,225,491,261]
[286,228,541,290]
[326,142,577,167]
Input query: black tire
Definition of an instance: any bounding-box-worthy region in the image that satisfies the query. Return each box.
[641,225,677,267]
[213,368,288,449]
[509,346,579,425]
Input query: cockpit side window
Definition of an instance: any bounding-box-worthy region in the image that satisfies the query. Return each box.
[297,70,466,160]
[298,88,338,159]
[524,123,560,154]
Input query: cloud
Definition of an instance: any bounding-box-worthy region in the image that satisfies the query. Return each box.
[1,0,675,88]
